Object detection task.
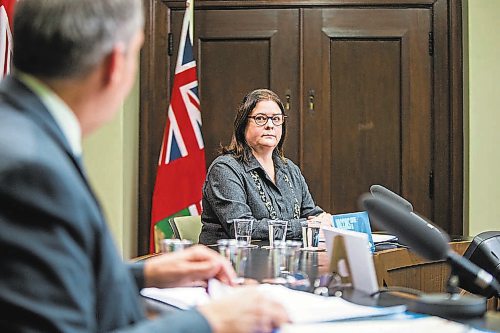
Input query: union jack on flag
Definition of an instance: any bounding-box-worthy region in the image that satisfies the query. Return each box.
[0,0,15,79]
[150,0,206,252]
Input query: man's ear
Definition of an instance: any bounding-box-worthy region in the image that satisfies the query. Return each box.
[102,43,125,87]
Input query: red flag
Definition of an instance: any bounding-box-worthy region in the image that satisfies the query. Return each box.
[150,1,205,252]
[0,0,15,79]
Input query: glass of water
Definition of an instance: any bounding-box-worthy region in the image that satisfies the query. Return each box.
[233,219,254,246]
[267,220,288,247]
[217,239,249,279]
[161,239,193,253]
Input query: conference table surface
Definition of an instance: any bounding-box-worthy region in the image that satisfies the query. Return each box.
[216,236,470,287]
[140,237,500,331]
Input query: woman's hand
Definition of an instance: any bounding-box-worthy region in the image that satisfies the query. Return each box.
[307,212,332,229]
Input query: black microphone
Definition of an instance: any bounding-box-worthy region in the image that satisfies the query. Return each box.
[369,184,449,246]
[362,194,449,260]
[370,185,413,212]
[361,195,500,298]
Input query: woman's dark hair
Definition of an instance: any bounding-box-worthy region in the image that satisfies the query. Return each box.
[220,89,287,161]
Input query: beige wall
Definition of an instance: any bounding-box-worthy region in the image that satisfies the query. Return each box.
[467,0,500,236]
[82,77,139,259]
[82,0,500,258]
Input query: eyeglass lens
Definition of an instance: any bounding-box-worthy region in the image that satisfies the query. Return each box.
[250,114,285,126]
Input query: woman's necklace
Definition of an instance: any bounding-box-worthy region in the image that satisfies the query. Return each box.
[250,170,300,220]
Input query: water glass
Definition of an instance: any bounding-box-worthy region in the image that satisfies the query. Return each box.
[302,223,321,249]
[268,220,288,247]
[161,239,193,253]
[233,219,254,246]
[266,241,310,291]
[277,240,302,274]
[217,239,249,277]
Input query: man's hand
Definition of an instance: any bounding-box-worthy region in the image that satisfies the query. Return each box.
[198,288,290,333]
[143,245,237,288]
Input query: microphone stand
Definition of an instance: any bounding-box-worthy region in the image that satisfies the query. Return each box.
[361,194,492,318]
[404,267,487,318]
[445,272,463,295]
[369,268,487,318]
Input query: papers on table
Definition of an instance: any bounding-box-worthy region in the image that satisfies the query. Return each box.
[140,287,209,310]
[372,233,398,243]
[142,279,406,324]
[257,284,406,324]
[280,315,480,333]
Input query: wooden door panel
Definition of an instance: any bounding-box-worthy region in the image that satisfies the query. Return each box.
[330,40,402,213]
[303,8,432,219]
[180,9,301,167]
[199,40,270,163]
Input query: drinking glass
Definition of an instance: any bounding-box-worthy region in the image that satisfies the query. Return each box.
[217,239,249,278]
[161,239,193,253]
[267,220,288,247]
[233,219,254,246]
[276,240,302,274]
[302,222,321,250]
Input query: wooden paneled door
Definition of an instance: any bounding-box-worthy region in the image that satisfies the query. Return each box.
[139,0,463,255]
[302,7,433,219]
[192,9,301,165]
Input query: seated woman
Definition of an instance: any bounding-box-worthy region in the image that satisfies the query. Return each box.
[199,89,331,245]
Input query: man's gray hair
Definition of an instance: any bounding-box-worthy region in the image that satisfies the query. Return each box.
[13,0,144,79]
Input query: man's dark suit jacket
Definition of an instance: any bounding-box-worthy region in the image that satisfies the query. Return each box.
[0,77,211,332]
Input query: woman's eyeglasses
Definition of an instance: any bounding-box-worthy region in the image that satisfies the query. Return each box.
[247,113,287,126]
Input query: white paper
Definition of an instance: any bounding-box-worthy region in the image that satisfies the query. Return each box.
[140,287,210,310]
[257,284,406,324]
[372,234,398,243]
[206,279,405,323]
[142,280,406,324]
[280,316,478,333]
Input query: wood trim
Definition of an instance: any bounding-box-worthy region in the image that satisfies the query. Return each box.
[164,0,436,10]
[449,0,464,236]
[432,0,463,235]
[432,0,450,231]
[138,0,158,254]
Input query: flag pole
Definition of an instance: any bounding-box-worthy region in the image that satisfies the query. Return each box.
[149,0,205,253]
[188,0,194,42]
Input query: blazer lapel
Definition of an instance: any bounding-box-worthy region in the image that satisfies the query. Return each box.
[0,77,73,155]
[0,76,102,212]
